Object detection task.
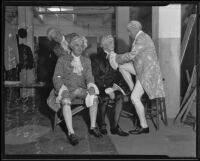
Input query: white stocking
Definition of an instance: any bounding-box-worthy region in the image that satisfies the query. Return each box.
[89,98,98,129]
[130,80,148,128]
[62,101,74,135]
[119,63,136,91]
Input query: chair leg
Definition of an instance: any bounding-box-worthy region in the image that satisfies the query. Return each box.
[160,102,165,125]
[53,112,57,132]
[160,98,168,126]
[148,99,158,130]
[162,99,168,126]
[156,99,159,130]
[149,111,157,130]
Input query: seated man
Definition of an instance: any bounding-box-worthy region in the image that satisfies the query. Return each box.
[101,35,136,94]
[90,46,129,137]
[100,35,141,132]
[47,34,102,146]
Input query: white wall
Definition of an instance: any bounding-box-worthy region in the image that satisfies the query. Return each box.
[152,5,181,118]
[158,5,181,38]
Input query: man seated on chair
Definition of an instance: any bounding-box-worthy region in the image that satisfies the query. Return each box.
[90,44,129,137]
[47,33,102,146]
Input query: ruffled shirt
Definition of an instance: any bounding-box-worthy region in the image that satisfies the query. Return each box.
[71,53,83,75]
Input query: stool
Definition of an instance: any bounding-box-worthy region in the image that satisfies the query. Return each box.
[145,97,168,130]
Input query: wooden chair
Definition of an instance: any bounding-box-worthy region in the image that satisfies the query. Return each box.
[145,97,168,130]
[122,95,168,130]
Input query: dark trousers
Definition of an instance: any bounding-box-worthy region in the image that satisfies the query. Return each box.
[98,91,123,129]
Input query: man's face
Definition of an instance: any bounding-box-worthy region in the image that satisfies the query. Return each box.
[54,31,63,43]
[127,28,138,40]
[102,38,114,52]
[50,30,63,43]
[71,42,84,57]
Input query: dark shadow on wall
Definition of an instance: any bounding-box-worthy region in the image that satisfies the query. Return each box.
[130,6,152,37]
[115,38,130,54]
[37,37,58,123]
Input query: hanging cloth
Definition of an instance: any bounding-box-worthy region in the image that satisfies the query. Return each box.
[4,22,19,71]
[18,44,34,70]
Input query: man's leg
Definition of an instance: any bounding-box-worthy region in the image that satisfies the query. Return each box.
[89,97,98,129]
[112,94,123,128]
[130,79,149,134]
[88,97,102,137]
[110,93,129,136]
[72,88,102,137]
[119,63,136,75]
[119,63,135,91]
[62,99,74,134]
[61,98,79,145]
[98,98,109,131]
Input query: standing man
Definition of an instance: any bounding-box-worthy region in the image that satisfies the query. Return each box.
[110,20,165,134]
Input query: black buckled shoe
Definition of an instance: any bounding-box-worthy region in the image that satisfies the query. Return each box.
[110,126,129,136]
[99,127,108,135]
[130,127,150,135]
[68,134,79,146]
[89,127,103,137]
[129,126,141,134]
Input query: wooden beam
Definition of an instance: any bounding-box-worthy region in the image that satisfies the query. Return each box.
[180,14,196,64]
[34,8,114,14]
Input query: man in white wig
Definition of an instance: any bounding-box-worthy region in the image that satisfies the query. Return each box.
[47,34,102,146]
[101,35,136,95]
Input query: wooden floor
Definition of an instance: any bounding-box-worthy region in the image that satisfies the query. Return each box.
[3,89,196,158]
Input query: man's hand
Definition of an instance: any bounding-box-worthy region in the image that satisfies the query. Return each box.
[88,87,96,95]
[108,91,115,100]
[47,28,63,43]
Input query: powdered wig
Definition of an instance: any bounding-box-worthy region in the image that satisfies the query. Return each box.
[127,20,142,31]
[69,35,85,50]
[46,27,61,41]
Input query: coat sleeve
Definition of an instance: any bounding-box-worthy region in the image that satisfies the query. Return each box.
[116,35,146,64]
[91,59,104,89]
[85,58,99,94]
[53,57,64,93]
